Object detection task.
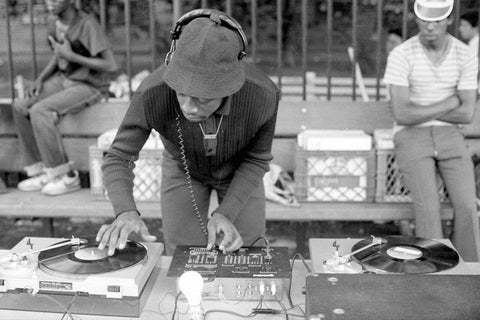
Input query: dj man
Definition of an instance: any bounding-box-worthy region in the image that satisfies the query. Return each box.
[96,10,280,255]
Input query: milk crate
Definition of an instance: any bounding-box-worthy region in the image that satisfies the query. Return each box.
[89,146,162,202]
[375,149,449,202]
[295,148,376,202]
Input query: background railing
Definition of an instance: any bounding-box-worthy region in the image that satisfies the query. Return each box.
[1,0,480,102]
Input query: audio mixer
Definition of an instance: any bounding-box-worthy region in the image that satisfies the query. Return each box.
[167,245,291,300]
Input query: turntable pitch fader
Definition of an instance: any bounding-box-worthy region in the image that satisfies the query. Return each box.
[167,245,291,300]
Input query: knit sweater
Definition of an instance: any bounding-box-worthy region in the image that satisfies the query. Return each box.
[103,62,280,221]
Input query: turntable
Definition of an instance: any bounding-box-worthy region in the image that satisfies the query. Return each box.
[305,237,480,320]
[309,236,475,275]
[0,237,163,317]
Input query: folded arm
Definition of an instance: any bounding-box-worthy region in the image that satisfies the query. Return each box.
[389,85,460,126]
[49,35,118,73]
[436,89,477,124]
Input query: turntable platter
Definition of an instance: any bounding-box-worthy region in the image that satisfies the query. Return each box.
[351,236,460,274]
[38,236,147,278]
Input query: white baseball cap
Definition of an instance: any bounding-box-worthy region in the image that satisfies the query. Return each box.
[414,0,454,22]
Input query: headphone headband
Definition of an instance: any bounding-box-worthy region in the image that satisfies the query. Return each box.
[165,9,248,65]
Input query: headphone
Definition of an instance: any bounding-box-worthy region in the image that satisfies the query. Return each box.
[165,8,248,65]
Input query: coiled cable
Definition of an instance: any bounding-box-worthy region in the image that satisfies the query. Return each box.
[175,113,209,239]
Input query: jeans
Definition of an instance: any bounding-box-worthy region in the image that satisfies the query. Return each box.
[394,126,480,262]
[160,151,266,255]
[12,73,103,168]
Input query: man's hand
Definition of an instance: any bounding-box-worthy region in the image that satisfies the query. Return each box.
[48,35,74,60]
[96,211,156,256]
[206,212,243,253]
[27,79,43,98]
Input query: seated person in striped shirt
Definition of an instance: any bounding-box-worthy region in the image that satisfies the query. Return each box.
[384,0,480,262]
[95,9,280,256]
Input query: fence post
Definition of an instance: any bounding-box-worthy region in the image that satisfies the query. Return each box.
[172,0,183,22]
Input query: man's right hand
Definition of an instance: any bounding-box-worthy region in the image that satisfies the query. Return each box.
[27,80,43,98]
[96,211,157,256]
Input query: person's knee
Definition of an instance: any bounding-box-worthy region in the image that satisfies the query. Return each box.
[29,103,59,127]
[12,98,31,117]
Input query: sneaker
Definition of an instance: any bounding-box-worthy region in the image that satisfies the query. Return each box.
[18,173,52,191]
[41,170,81,196]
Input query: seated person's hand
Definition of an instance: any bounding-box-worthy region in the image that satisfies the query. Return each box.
[48,36,74,60]
[206,212,243,253]
[96,211,156,256]
[27,80,43,98]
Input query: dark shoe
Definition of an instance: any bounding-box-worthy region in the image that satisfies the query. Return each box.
[0,178,7,194]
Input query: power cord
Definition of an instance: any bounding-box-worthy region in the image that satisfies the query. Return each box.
[285,253,311,318]
[170,291,182,320]
[35,293,76,320]
[204,309,256,318]
[249,235,269,247]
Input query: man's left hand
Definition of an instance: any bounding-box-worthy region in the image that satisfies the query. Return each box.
[206,212,243,253]
[48,35,73,60]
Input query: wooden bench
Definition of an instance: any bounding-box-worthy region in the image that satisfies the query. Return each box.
[269,74,389,102]
[2,98,479,253]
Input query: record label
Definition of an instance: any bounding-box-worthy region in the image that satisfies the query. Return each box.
[38,237,147,278]
[351,236,459,274]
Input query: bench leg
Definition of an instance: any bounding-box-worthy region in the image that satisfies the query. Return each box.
[295,222,307,257]
[48,218,55,237]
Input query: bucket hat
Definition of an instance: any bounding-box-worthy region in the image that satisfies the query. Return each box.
[414,0,454,22]
[163,17,245,99]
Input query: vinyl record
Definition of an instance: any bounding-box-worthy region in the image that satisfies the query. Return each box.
[351,236,459,274]
[38,236,147,278]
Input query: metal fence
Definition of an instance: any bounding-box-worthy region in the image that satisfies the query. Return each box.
[2,0,480,102]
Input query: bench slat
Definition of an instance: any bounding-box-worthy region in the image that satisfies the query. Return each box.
[0,189,454,221]
[275,100,393,136]
[3,100,480,137]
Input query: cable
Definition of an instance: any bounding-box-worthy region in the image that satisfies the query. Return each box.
[175,113,209,239]
[204,309,256,319]
[287,253,310,317]
[291,253,312,273]
[275,299,289,320]
[152,291,182,320]
[59,294,78,320]
[171,291,182,320]
[35,293,75,320]
[218,283,247,305]
[249,235,269,247]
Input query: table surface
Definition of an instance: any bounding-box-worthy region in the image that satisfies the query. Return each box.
[1,238,479,320]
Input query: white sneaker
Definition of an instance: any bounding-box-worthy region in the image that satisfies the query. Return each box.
[18,173,52,191]
[41,170,81,196]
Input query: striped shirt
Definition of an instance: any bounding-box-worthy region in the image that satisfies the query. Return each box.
[384,34,478,130]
